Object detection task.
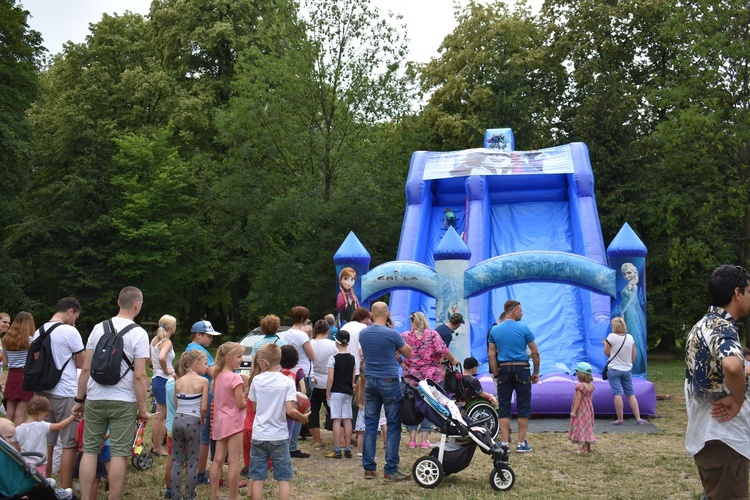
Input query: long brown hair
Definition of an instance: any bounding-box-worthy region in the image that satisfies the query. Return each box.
[2,311,35,351]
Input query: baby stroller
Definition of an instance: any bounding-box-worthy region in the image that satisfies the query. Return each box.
[411,379,515,491]
[0,436,74,499]
[443,363,499,440]
[131,420,153,471]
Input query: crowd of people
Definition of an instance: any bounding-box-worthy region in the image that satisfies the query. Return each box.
[1,264,749,498]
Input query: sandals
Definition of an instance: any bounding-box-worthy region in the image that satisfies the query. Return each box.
[150,447,169,457]
[573,447,591,454]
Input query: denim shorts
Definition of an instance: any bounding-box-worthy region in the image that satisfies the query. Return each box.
[607,368,634,396]
[249,439,293,482]
[151,376,168,405]
[495,364,532,418]
[201,392,213,444]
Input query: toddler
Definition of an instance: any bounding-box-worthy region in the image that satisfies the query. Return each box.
[15,395,77,476]
[444,207,457,229]
[326,331,355,459]
[568,362,596,453]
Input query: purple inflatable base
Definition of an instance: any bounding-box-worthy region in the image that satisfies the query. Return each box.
[477,372,657,417]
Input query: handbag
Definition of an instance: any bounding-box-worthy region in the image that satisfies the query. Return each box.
[602,335,627,380]
[400,376,424,426]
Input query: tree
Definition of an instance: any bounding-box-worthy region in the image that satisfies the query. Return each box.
[0,0,43,311]
[419,0,565,150]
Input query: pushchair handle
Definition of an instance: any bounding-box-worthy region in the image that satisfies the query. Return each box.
[402,374,422,387]
[20,451,46,467]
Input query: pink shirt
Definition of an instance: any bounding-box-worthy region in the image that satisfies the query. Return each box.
[212,371,245,440]
[401,329,450,382]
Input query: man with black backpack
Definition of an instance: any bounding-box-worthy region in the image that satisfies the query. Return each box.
[73,286,151,500]
[28,297,84,489]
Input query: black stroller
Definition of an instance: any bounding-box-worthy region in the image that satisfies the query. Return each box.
[409,378,515,491]
[0,436,75,499]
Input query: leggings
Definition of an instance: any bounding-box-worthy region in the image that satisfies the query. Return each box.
[308,387,331,429]
[171,414,201,500]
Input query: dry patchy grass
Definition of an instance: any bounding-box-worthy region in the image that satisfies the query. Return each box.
[63,358,704,499]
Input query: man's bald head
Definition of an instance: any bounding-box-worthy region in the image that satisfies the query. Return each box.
[371,302,390,324]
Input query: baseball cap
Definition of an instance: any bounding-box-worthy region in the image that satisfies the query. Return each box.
[574,362,592,375]
[463,357,479,370]
[334,330,350,345]
[191,320,221,335]
[449,312,465,325]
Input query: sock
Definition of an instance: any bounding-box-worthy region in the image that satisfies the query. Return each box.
[344,447,350,451]
[334,447,340,452]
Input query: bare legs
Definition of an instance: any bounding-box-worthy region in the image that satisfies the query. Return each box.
[152,403,167,455]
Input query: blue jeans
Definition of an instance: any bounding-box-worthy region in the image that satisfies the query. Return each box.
[363,377,402,475]
[289,421,302,452]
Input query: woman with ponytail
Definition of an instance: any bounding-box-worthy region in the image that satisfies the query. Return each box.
[150,314,177,456]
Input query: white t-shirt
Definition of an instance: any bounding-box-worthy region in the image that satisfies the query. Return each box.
[16,420,51,464]
[248,371,296,441]
[605,333,634,371]
[86,317,150,402]
[284,328,313,376]
[32,322,84,398]
[340,321,365,376]
[310,339,337,388]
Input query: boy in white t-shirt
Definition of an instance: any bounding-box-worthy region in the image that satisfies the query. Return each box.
[248,343,310,500]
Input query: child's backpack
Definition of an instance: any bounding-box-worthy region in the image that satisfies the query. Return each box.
[90,319,140,385]
[23,322,66,391]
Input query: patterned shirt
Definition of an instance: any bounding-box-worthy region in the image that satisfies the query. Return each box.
[685,306,746,403]
[401,329,450,383]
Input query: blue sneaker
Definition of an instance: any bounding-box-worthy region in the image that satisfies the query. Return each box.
[516,440,532,453]
[196,473,210,484]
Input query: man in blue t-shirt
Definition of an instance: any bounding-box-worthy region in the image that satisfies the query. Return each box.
[359,302,412,482]
[488,300,540,453]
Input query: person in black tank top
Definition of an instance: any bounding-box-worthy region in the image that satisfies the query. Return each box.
[325,331,356,459]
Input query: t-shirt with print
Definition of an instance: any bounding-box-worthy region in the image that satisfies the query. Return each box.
[685,305,750,459]
[249,371,296,441]
[85,317,149,402]
[32,322,84,398]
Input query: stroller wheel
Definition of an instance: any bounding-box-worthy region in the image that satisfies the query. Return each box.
[466,401,499,440]
[136,452,154,470]
[412,456,444,489]
[489,465,515,491]
[131,455,140,469]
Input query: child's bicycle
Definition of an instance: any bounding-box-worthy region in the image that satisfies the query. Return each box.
[131,419,154,471]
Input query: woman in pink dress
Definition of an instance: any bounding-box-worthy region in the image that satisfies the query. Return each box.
[400,312,460,448]
[568,362,596,453]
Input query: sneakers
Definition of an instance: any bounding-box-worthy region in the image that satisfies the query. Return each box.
[636,419,647,425]
[384,470,411,482]
[344,449,352,458]
[290,449,310,458]
[326,450,342,459]
[420,441,431,449]
[196,473,209,485]
[407,441,417,448]
[516,440,532,453]
[610,420,624,426]
[364,470,376,480]
[164,490,172,499]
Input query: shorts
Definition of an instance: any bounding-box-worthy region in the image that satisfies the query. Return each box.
[73,451,106,480]
[607,369,634,396]
[82,399,137,457]
[329,393,353,420]
[694,439,749,500]
[249,439,293,482]
[495,364,532,418]
[151,376,168,405]
[201,392,213,445]
[43,394,80,448]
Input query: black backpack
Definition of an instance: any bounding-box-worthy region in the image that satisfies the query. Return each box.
[90,319,140,385]
[23,322,67,392]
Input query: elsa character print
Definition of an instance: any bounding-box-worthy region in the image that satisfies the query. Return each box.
[620,263,647,375]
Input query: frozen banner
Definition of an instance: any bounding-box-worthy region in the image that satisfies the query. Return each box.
[423,144,574,180]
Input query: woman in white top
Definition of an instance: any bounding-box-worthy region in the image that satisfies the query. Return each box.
[150,314,177,456]
[604,317,645,425]
[309,320,337,450]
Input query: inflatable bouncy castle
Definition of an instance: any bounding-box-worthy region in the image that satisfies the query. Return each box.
[334,128,655,416]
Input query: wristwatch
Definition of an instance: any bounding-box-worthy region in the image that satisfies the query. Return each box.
[74,395,86,403]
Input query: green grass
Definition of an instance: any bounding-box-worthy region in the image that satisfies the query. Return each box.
[17,358,702,499]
